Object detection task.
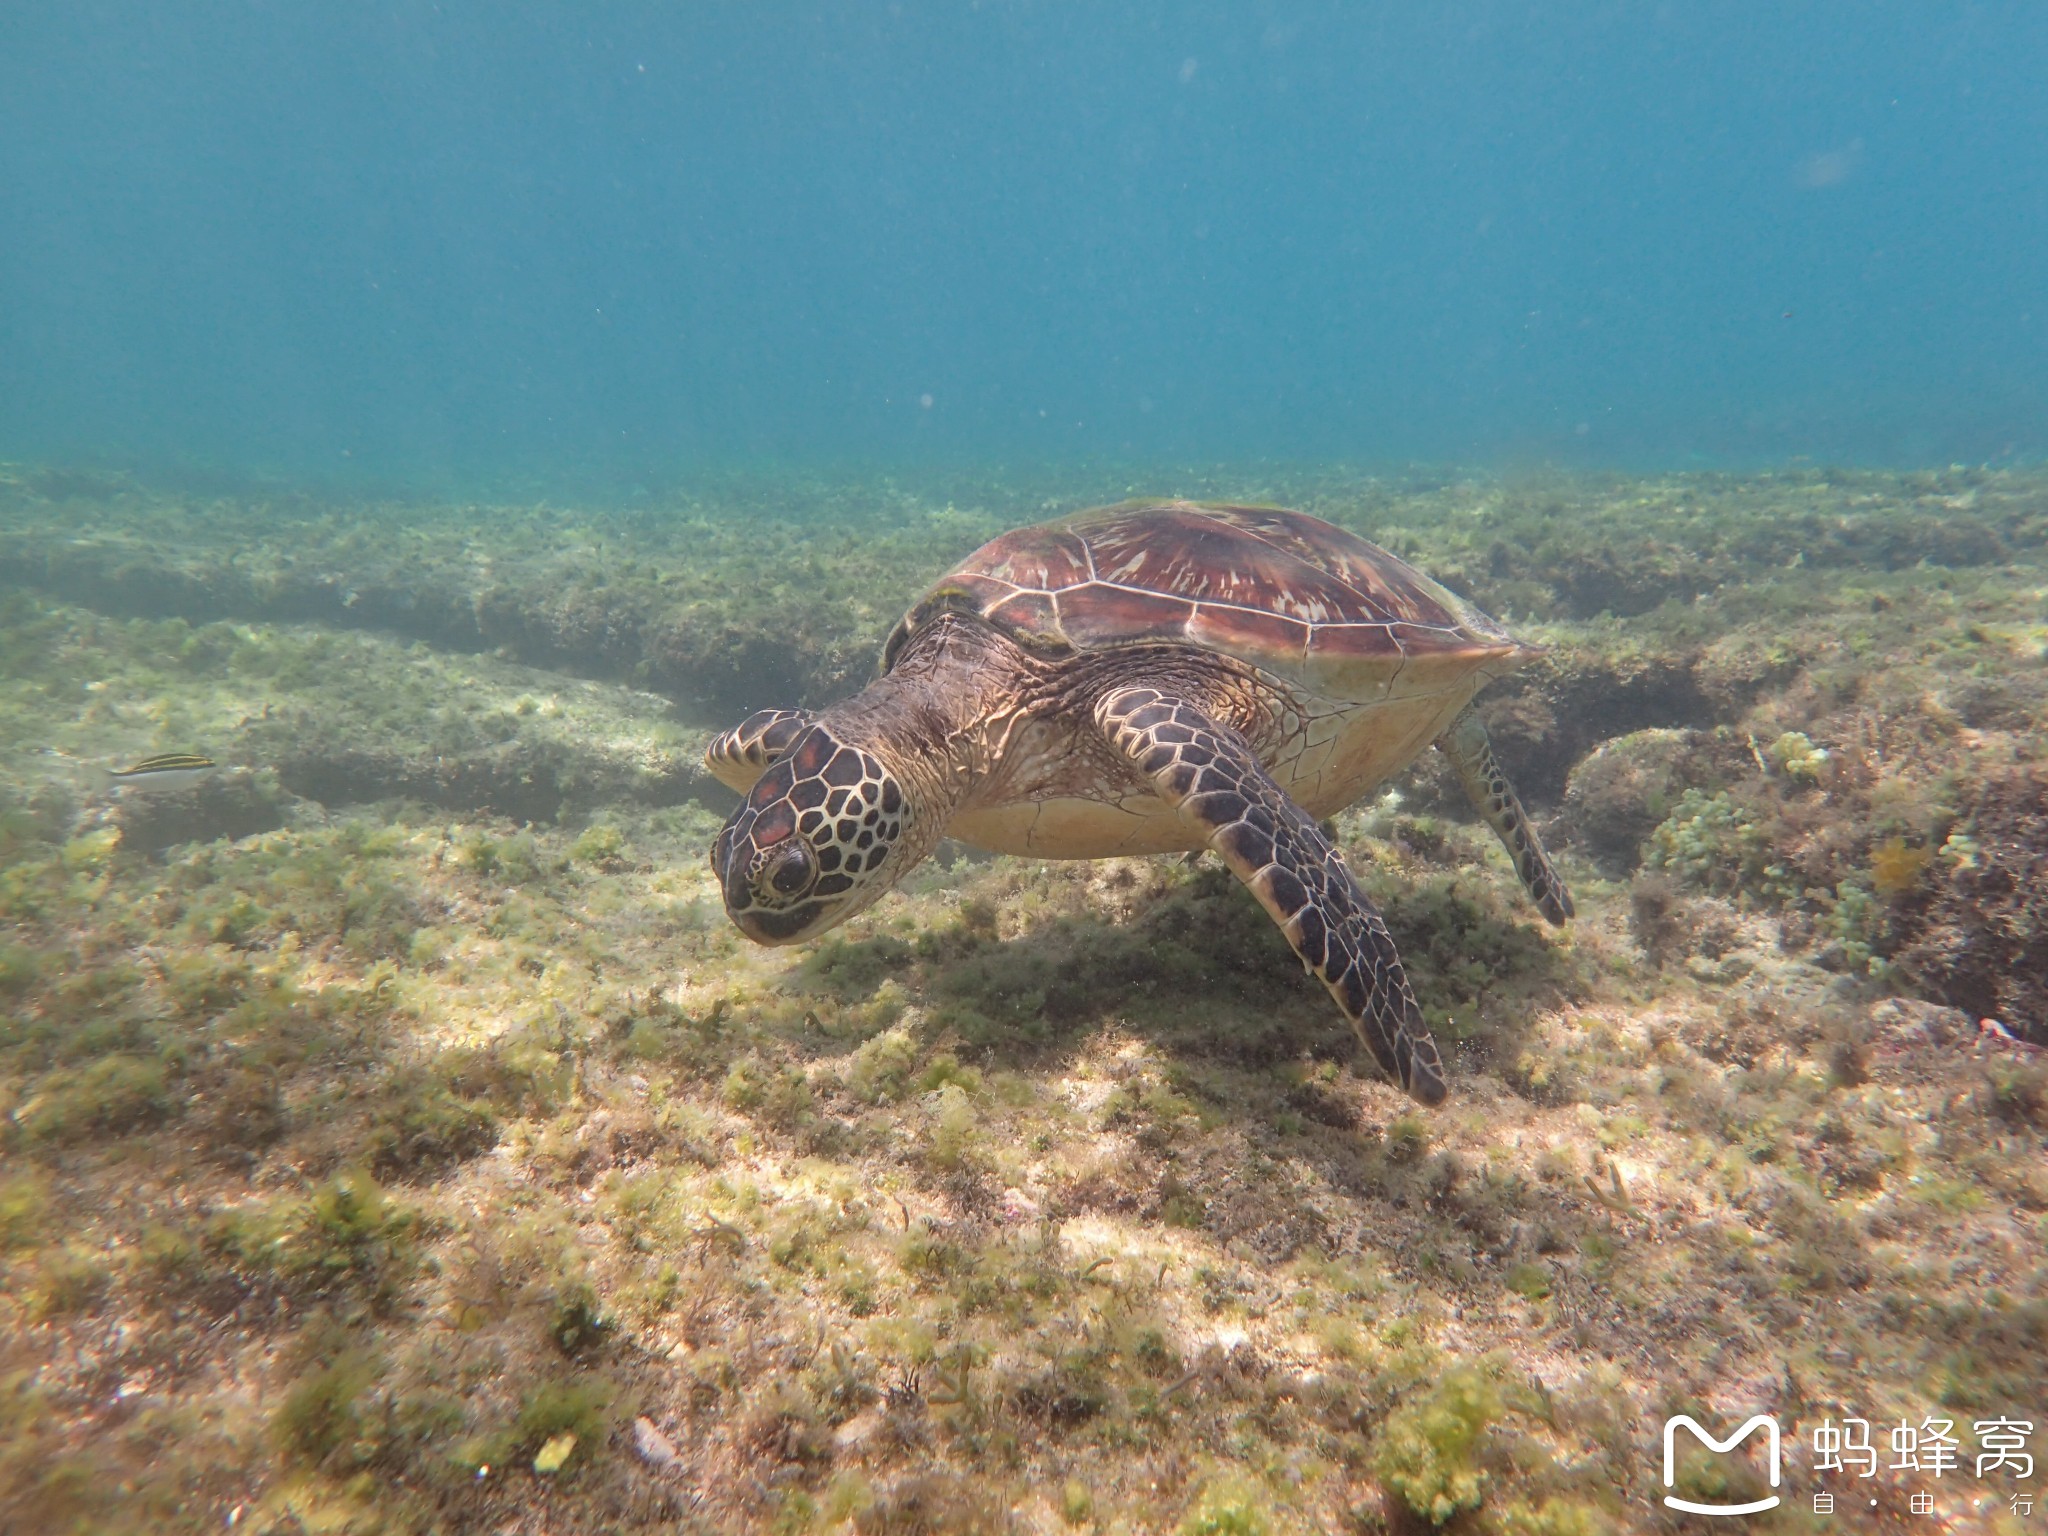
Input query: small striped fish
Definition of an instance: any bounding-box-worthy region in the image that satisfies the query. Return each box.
[108,753,219,791]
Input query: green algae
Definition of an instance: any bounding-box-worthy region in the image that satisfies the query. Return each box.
[15,1051,174,1143]
[214,1171,423,1302]
[0,1172,49,1247]
[1374,1363,1506,1523]
[0,462,2044,1534]
[273,1348,383,1466]
[1644,787,1787,901]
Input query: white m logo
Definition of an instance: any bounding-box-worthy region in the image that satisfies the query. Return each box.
[1662,1414,1783,1516]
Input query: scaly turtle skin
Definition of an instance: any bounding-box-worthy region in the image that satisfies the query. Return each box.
[708,501,1573,1105]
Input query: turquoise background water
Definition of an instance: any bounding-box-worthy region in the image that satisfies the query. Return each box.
[3,3,2044,488]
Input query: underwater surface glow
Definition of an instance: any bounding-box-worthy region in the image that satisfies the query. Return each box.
[2,2,2046,488]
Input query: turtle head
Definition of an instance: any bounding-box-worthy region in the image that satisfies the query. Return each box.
[711,723,913,944]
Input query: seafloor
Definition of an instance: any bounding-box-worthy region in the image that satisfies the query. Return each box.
[1,462,2044,1535]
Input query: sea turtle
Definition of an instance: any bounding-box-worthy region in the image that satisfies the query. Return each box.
[707,500,1572,1105]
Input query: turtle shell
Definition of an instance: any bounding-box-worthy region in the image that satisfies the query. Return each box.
[884,500,1531,703]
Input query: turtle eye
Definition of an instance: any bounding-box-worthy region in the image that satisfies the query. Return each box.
[765,843,816,899]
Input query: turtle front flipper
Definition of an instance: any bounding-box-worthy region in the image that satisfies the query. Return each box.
[1436,708,1574,925]
[705,709,815,793]
[1096,685,1446,1106]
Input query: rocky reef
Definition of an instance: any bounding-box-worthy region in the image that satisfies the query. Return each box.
[1,461,2044,1534]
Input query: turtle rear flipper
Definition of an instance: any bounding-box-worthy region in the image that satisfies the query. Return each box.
[1436,708,1574,925]
[705,709,814,793]
[1096,685,1446,1106]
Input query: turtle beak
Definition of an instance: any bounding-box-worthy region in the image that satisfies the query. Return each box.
[711,822,739,889]
[711,814,767,919]
[712,819,764,915]
[733,903,822,945]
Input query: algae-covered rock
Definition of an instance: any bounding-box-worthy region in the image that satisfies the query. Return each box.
[105,767,288,852]
[1895,764,2048,1043]
[1450,648,1719,806]
[5,460,2048,1536]
[1558,727,1732,871]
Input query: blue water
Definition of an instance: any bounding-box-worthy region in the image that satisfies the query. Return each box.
[3,2,2044,490]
